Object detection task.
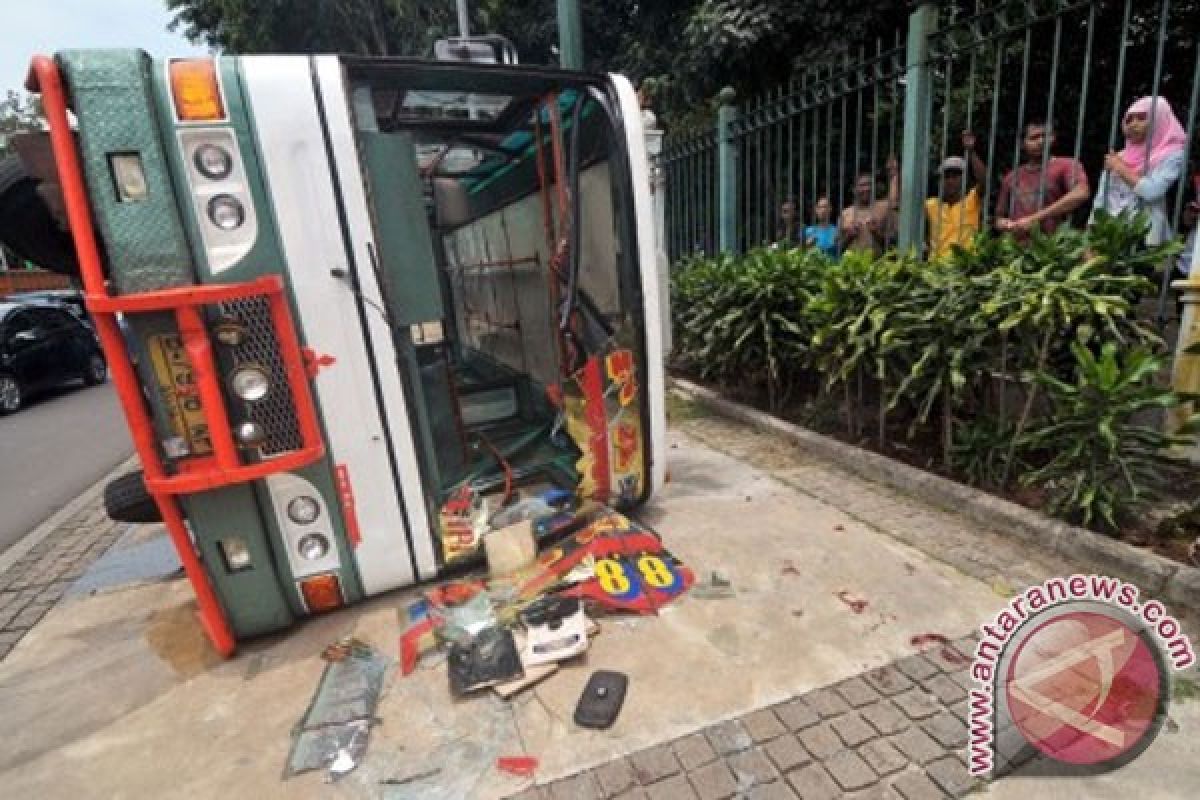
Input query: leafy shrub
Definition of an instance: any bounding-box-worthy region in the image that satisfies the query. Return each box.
[1019,342,1197,531]
[672,246,827,410]
[950,416,1018,490]
[669,213,1196,534]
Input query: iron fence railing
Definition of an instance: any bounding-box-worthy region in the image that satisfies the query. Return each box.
[659,128,717,262]
[655,0,1200,324]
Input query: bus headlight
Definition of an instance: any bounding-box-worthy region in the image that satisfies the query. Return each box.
[297,533,330,561]
[235,421,265,447]
[230,366,270,401]
[193,144,233,180]
[287,496,321,525]
[207,194,245,230]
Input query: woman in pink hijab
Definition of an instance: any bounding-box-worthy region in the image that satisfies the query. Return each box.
[1093,96,1189,245]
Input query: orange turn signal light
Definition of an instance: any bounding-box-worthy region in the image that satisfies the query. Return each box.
[169,59,225,122]
[300,573,344,613]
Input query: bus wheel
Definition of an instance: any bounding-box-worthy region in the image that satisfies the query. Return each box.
[104,471,162,524]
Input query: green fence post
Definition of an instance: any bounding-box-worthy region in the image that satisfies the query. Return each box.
[556,0,584,69]
[898,2,938,253]
[717,87,739,253]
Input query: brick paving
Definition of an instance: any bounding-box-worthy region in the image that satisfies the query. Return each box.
[0,499,126,661]
[513,632,985,800]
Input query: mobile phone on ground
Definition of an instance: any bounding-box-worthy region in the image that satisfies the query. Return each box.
[574,670,628,729]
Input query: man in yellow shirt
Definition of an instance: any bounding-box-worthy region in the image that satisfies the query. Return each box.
[924,131,987,259]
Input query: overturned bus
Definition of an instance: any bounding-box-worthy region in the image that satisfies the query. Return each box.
[19,49,666,655]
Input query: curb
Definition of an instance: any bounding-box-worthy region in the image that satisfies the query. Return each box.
[0,453,138,576]
[671,378,1200,615]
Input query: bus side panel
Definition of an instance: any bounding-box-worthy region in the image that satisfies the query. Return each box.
[314,56,441,583]
[148,55,367,614]
[240,56,426,593]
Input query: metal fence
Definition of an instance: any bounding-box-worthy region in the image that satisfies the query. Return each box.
[728,34,909,256]
[659,130,717,260]
[658,0,1200,307]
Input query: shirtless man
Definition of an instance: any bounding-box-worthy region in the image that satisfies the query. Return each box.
[839,156,899,256]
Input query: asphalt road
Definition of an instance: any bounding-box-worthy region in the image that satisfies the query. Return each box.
[0,381,132,556]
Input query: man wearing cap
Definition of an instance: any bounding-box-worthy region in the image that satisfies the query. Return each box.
[925,131,987,260]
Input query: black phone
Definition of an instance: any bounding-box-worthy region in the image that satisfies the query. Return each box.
[573,670,628,729]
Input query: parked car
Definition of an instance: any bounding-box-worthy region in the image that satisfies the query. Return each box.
[0,300,106,413]
[7,289,89,326]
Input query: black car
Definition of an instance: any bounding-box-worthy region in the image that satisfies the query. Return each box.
[0,300,106,414]
[7,289,89,326]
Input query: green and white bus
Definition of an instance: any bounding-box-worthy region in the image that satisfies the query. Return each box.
[21,48,666,655]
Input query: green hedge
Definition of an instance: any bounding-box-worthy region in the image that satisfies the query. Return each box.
[670,213,1196,531]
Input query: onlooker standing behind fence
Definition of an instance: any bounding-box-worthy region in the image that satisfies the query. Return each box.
[925,131,987,259]
[776,198,801,247]
[1092,97,1188,247]
[804,195,839,259]
[995,120,1090,240]
[839,156,900,255]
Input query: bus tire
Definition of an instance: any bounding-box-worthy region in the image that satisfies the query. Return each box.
[104,470,162,524]
[0,155,81,278]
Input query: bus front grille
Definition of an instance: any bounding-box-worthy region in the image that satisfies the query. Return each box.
[219,297,305,457]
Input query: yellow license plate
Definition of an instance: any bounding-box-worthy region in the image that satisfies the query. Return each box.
[147,333,213,457]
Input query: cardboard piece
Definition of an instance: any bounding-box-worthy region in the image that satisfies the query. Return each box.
[484,519,537,578]
[493,662,558,699]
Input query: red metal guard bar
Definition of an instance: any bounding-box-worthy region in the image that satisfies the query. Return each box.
[28,55,325,656]
[28,54,237,657]
[89,275,327,495]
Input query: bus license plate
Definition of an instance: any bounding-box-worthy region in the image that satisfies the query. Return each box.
[148,333,213,457]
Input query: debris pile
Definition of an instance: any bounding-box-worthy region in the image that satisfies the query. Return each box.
[289,505,695,783]
[405,506,695,704]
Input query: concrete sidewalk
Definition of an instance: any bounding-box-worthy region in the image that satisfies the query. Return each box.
[0,455,133,660]
[0,407,1197,799]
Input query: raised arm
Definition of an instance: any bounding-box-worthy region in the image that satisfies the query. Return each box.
[839,207,858,245]
[963,131,986,186]
[886,154,900,209]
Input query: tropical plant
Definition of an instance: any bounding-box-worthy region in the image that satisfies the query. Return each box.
[808,248,916,436]
[950,415,1019,489]
[1019,342,1199,531]
[670,212,1195,536]
[672,246,825,410]
[881,244,1001,462]
[980,215,1169,484]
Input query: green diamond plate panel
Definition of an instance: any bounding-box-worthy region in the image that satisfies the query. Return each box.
[58,49,195,293]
